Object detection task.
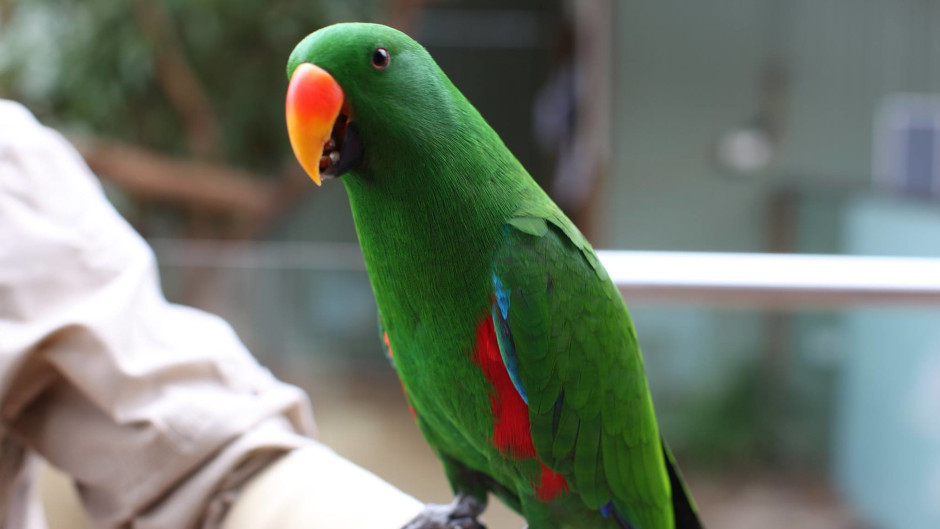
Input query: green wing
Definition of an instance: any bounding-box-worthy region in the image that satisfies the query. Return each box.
[492,214,674,529]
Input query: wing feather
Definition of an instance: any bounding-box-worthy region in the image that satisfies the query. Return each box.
[492,217,675,529]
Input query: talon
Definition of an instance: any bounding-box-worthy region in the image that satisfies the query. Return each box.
[401,494,486,529]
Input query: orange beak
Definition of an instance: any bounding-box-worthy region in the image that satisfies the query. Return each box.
[286,63,345,185]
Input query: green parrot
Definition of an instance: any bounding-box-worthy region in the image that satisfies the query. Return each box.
[284,23,702,529]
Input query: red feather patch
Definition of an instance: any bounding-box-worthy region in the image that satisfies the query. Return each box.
[472,317,568,501]
[536,463,569,501]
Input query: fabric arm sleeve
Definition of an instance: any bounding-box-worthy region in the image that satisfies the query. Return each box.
[0,100,319,528]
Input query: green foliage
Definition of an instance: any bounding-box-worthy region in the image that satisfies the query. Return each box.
[0,0,381,171]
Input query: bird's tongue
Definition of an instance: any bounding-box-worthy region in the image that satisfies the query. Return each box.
[286,63,345,185]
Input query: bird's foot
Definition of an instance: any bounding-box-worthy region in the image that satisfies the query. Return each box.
[401,493,486,529]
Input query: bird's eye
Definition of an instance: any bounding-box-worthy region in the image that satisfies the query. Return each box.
[371,47,390,70]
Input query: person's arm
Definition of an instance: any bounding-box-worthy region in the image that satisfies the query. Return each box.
[224,444,422,529]
[0,100,421,529]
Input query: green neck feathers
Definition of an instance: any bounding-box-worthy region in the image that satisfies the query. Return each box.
[342,72,530,339]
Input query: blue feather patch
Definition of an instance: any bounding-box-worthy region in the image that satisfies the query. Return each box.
[601,502,636,529]
[491,274,527,405]
[493,274,510,320]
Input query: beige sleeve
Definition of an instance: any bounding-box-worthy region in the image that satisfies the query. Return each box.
[224,444,423,529]
[0,100,319,528]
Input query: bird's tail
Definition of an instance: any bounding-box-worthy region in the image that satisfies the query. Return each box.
[661,438,704,529]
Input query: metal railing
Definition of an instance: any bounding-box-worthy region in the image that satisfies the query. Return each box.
[149,239,940,307]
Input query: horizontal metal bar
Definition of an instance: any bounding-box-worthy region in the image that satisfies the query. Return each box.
[600,251,940,307]
[148,240,940,307]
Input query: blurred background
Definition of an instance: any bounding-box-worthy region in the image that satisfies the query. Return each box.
[4,0,940,527]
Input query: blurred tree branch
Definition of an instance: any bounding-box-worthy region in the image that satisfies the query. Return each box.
[74,138,312,238]
[134,0,221,160]
[0,0,12,30]
[76,138,270,214]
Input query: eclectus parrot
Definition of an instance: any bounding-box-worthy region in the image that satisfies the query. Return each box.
[285,23,702,529]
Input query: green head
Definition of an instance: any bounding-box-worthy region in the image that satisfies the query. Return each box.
[285,23,522,196]
[287,24,457,185]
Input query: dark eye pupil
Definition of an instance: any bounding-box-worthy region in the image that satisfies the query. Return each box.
[372,47,389,69]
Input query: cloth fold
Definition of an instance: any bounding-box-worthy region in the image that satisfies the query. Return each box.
[0,100,316,529]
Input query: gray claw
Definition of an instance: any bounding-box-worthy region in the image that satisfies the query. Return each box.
[401,494,486,529]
